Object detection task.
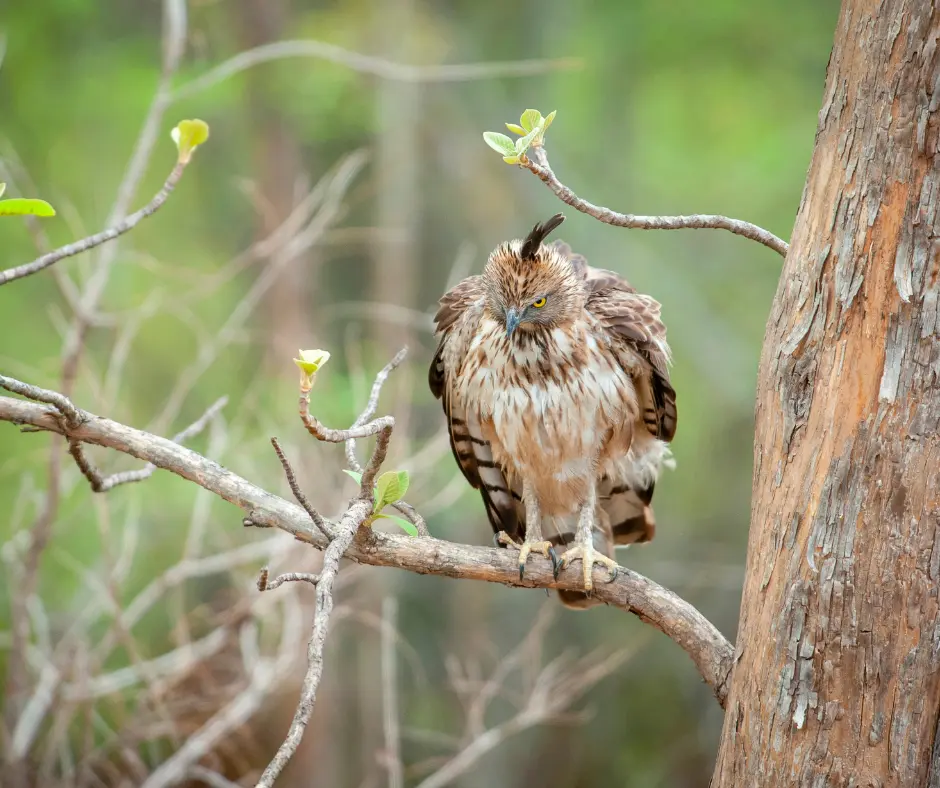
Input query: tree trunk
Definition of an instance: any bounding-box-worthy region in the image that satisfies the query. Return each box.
[712,1,940,785]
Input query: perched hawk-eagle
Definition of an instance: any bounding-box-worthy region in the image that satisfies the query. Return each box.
[428,214,677,608]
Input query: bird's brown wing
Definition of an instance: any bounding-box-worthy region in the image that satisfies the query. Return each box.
[583,270,677,442]
[428,276,522,539]
[549,241,677,553]
[589,273,677,546]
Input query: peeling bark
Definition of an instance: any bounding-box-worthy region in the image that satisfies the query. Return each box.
[713,1,940,785]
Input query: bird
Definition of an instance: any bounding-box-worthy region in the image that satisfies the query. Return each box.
[428,213,677,608]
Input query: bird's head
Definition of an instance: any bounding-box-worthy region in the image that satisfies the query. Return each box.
[482,213,585,339]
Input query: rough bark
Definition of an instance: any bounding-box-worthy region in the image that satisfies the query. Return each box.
[713,1,940,786]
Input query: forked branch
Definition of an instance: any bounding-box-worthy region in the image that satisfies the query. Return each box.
[0,384,735,709]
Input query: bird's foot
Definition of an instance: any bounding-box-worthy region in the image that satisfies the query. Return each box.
[558,543,619,592]
[494,532,559,581]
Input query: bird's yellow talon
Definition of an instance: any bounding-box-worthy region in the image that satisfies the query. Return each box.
[495,533,556,582]
[559,544,620,593]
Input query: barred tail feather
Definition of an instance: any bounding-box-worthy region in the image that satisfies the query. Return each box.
[446,400,521,540]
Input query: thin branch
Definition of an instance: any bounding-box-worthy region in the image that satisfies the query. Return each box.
[139,661,275,788]
[257,568,320,592]
[345,346,409,473]
[10,661,59,759]
[0,392,735,707]
[92,537,290,663]
[0,376,82,426]
[254,498,371,788]
[522,145,789,257]
[67,397,228,492]
[0,160,189,286]
[148,150,368,436]
[342,347,428,535]
[413,631,646,788]
[62,628,231,702]
[60,0,187,397]
[187,766,244,788]
[270,438,332,539]
[298,366,395,501]
[390,501,429,538]
[171,40,582,101]
[381,597,403,788]
[299,388,394,444]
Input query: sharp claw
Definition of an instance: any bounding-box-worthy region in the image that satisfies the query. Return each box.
[519,561,525,582]
[493,533,501,548]
[605,565,619,584]
[548,546,559,579]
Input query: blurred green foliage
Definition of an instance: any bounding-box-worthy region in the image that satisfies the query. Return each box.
[0,0,840,785]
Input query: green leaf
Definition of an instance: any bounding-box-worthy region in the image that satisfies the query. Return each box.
[541,110,557,132]
[0,198,56,217]
[520,109,542,133]
[374,513,419,537]
[505,123,526,135]
[514,125,541,155]
[483,131,516,157]
[373,470,410,512]
[293,348,331,375]
[502,155,521,165]
[0,183,6,198]
[343,469,363,485]
[171,119,210,164]
[294,348,330,389]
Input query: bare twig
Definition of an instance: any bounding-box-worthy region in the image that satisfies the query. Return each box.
[270,438,332,539]
[148,150,368,436]
[187,766,244,788]
[254,499,371,788]
[299,388,394,445]
[344,347,409,473]
[411,619,649,788]
[0,160,189,286]
[60,0,187,398]
[171,40,581,101]
[340,347,428,535]
[0,376,82,426]
[257,568,320,592]
[10,661,59,759]
[63,628,232,702]
[67,397,228,492]
[92,537,291,663]
[381,598,403,788]
[140,643,282,788]
[3,6,187,735]
[298,362,396,502]
[390,501,429,538]
[522,145,789,257]
[0,391,736,707]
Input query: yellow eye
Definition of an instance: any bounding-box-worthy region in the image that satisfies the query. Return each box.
[531,297,547,308]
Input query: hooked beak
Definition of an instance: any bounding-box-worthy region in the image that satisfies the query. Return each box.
[505,307,522,339]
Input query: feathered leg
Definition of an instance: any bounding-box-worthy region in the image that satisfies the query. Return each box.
[559,478,619,591]
[496,478,558,581]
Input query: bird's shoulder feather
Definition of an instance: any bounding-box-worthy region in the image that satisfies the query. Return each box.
[550,240,678,442]
[428,274,521,538]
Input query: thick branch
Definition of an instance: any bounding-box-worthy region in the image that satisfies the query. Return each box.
[0,394,735,707]
[0,160,189,286]
[523,145,789,258]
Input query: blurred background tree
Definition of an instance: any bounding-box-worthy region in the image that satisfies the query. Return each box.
[0,1,840,785]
